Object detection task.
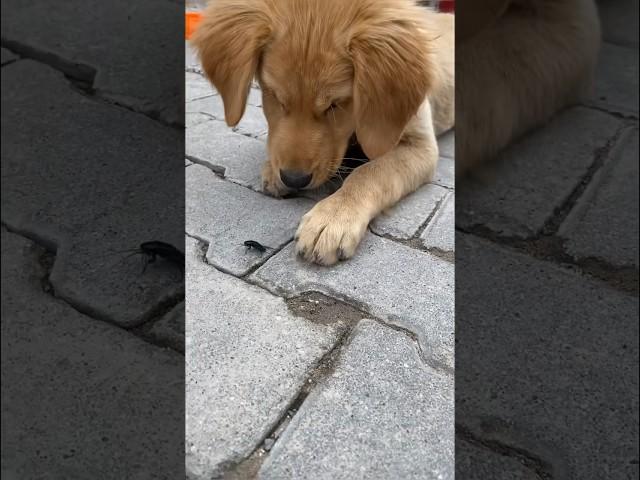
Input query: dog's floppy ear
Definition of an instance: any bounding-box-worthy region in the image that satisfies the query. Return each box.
[191,0,271,126]
[349,15,433,159]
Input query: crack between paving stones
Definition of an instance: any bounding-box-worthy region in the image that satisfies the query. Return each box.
[370,229,455,264]
[541,122,634,235]
[456,122,639,294]
[367,193,454,262]
[218,310,363,479]
[456,224,639,294]
[415,192,449,238]
[185,231,290,279]
[220,308,452,478]
[255,278,454,375]
[370,317,454,375]
[185,232,452,373]
[1,37,183,130]
[583,104,639,121]
[456,423,554,480]
[3,223,185,354]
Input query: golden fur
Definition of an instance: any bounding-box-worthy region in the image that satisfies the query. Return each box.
[193,0,454,265]
[456,0,601,173]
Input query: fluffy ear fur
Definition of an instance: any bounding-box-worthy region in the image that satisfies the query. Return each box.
[191,0,272,126]
[349,11,434,159]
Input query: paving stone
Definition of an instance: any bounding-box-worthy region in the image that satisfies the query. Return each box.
[1,231,184,479]
[252,234,454,369]
[143,302,185,353]
[589,43,639,115]
[186,95,268,138]
[370,184,449,239]
[185,41,203,73]
[186,124,268,190]
[559,128,639,268]
[185,236,343,479]
[234,103,269,138]
[1,47,18,65]
[420,192,455,252]
[247,87,263,107]
[1,0,184,124]
[456,233,639,479]
[186,165,313,276]
[259,320,453,480]
[597,0,639,48]
[433,155,455,189]
[1,61,183,327]
[186,72,216,102]
[185,112,215,128]
[438,130,455,158]
[457,107,622,238]
[456,440,539,480]
[186,94,226,118]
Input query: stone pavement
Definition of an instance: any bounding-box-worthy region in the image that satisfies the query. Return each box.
[185,44,456,478]
[456,2,639,478]
[1,3,186,477]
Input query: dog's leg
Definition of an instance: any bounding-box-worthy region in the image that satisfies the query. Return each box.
[295,102,438,266]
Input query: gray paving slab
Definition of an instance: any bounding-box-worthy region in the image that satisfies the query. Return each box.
[370,184,449,239]
[186,122,267,189]
[259,320,454,480]
[186,94,269,138]
[185,112,215,128]
[186,165,313,276]
[457,107,622,238]
[1,47,18,65]
[559,127,639,268]
[439,130,455,158]
[433,155,455,189]
[421,192,455,252]
[186,72,217,103]
[1,60,183,327]
[235,103,269,138]
[1,230,184,480]
[456,233,639,480]
[184,236,343,479]
[247,87,263,108]
[1,0,183,124]
[456,440,539,480]
[186,94,226,119]
[186,41,203,73]
[142,302,185,353]
[597,0,639,48]
[589,43,639,116]
[252,234,454,369]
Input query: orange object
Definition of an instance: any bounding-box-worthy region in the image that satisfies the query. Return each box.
[186,12,203,40]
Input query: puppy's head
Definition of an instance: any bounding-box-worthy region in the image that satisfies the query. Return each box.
[192,0,434,191]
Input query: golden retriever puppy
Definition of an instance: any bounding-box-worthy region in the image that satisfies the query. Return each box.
[456,0,601,173]
[192,0,454,265]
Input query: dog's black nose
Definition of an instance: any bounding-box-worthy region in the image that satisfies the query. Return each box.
[280,169,312,189]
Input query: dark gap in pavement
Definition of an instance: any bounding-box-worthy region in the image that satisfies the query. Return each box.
[456,225,639,294]
[369,229,454,264]
[1,37,96,85]
[2,222,185,352]
[220,295,365,479]
[1,37,183,130]
[584,104,639,121]
[456,422,556,480]
[542,122,635,235]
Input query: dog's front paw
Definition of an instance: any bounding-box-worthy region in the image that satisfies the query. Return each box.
[261,161,288,198]
[295,193,369,266]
